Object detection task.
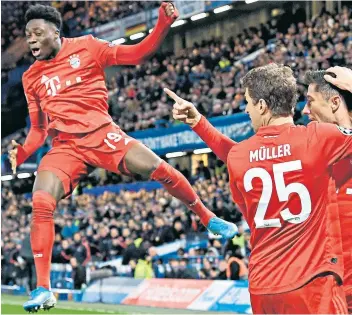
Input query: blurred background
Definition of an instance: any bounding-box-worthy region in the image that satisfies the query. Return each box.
[1,1,351,313]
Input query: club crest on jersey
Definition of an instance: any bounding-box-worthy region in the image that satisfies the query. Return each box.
[336,125,352,136]
[68,54,80,69]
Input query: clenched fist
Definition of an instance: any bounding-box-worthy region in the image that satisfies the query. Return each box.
[164,88,201,128]
[160,2,179,23]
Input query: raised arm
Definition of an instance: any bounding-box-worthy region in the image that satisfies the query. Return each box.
[164,88,237,163]
[113,2,179,65]
[86,3,179,67]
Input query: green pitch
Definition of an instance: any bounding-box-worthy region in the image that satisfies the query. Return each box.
[1,294,225,314]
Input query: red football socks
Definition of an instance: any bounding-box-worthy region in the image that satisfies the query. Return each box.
[31,190,56,290]
[151,161,215,226]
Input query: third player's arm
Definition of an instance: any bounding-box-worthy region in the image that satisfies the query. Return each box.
[165,88,237,163]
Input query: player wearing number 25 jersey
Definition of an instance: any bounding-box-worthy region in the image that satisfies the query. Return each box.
[182,64,351,314]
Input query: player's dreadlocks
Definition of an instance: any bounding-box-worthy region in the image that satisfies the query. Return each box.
[305,70,352,111]
[25,4,62,31]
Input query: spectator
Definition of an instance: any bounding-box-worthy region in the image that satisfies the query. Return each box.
[150,216,175,246]
[195,161,211,180]
[225,246,248,280]
[70,257,86,289]
[71,233,91,266]
[134,251,154,279]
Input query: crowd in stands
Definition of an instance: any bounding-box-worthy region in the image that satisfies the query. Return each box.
[2,161,248,290]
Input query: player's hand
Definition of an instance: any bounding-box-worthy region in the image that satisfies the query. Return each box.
[160,2,179,23]
[164,88,202,128]
[324,66,352,93]
[8,140,19,174]
[207,217,238,240]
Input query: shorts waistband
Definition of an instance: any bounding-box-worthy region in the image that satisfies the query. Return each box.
[56,132,89,141]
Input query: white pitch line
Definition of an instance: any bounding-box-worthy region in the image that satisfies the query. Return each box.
[2,300,116,314]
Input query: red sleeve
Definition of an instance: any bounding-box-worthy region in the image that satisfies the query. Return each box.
[192,116,237,163]
[17,75,48,166]
[333,158,352,189]
[312,123,352,167]
[86,3,178,67]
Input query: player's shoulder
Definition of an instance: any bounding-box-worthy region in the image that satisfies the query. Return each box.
[307,121,351,136]
[227,136,255,159]
[23,62,40,85]
[65,35,93,44]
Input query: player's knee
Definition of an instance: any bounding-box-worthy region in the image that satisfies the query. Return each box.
[32,171,64,202]
[143,158,162,180]
[150,160,174,183]
[32,190,57,220]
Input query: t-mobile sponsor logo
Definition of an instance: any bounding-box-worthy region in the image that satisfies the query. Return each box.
[41,75,61,96]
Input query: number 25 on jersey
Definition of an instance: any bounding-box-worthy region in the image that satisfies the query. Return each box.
[244,160,312,228]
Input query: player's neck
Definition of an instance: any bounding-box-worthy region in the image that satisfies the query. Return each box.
[47,38,62,60]
[264,115,294,128]
[335,109,352,128]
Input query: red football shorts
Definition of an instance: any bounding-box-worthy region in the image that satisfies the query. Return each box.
[250,274,348,314]
[38,123,138,196]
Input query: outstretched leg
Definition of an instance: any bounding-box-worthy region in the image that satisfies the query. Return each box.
[31,170,65,289]
[23,170,65,312]
[122,143,215,226]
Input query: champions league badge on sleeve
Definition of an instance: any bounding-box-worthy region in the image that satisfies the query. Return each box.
[336,125,352,135]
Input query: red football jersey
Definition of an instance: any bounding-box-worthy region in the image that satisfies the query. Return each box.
[333,158,352,292]
[22,35,129,134]
[227,122,352,295]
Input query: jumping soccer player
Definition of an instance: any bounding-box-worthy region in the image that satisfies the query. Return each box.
[165,63,351,314]
[303,68,352,313]
[8,4,237,312]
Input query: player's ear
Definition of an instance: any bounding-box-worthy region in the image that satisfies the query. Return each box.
[330,95,341,113]
[258,99,268,115]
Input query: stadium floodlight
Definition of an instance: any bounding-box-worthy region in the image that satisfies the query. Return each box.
[17,173,32,179]
[111,38,126,45]
[190,13,208,21]
[165,152,187,158]
[245,0,258,3]
[193,148,212,155]
[1,175,13,181]
[214,5,232,14]
[149,28,153,34]
[130,32,145,40]
[171,19,187,28]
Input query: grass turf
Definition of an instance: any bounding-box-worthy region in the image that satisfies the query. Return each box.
[1,294,223,314]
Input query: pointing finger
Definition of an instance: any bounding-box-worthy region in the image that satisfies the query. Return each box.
[164,88,183,104]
